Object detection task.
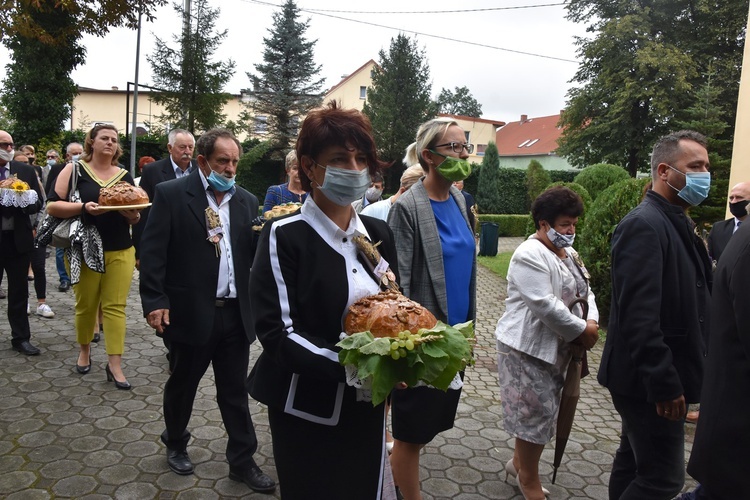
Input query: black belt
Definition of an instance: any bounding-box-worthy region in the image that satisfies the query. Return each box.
[215,298,238,308]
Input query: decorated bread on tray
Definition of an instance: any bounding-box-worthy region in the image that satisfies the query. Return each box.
[263,202,301,220]
[98,181,149,206]
[0,175,30,191]
[344,290,438,338]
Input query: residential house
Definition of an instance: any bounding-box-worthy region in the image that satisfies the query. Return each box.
[439,113,505,164]
[323,60,377,111]
[495,113,574,171]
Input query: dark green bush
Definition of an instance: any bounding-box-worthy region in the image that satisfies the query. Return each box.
[477,214,531,237]
[525,160,552,207]
[548,170,579,183]
[573,163,630,200]
[237,141,283,199]
[463,162,481,198]
[495,167,528,214]
[577,177,650,326]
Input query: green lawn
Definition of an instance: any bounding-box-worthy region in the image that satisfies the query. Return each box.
[477,252,513,279]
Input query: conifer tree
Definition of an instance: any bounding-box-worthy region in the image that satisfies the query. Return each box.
[247,0,324,153]
[525,159,551,205]
[363,33,432,187]
[476,142,502,214]
[148,0,235,134]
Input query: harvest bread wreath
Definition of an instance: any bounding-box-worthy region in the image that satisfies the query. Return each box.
[98,181,149,206]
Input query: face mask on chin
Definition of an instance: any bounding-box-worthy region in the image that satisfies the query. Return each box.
[314,163,371,206]
[666,165,711,206]
[204,161,236,192]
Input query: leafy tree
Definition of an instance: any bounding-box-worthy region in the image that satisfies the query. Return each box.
[148,0,235,134]
[525,160,552,206]
[476,142,501,213]
[673,69,733,227]
[573,163,630,200]
[247,0,324,153]
[434,86,483,117]
[559,0,746,177]
[1,3,83,144]
[363,33,433,188]
[0,0,167,44]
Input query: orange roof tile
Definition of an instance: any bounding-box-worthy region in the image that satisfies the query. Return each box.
[495,114,563,156]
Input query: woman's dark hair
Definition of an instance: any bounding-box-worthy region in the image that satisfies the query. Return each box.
[296,101,388,191]
[531,186,584,229]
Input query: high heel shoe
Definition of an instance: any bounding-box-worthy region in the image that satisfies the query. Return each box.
[105,364,131,390]
[76,353,91,374]
[505,459,550,496]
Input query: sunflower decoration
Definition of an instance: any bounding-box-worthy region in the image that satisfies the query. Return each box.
[0,174,37,207]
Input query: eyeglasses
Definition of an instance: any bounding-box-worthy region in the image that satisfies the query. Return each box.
[46,155,58,159]
[434,142,474,154]
[0,142,14,149]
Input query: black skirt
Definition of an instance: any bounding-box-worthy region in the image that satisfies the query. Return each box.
[268,391,389,500]
[391,384,462,444]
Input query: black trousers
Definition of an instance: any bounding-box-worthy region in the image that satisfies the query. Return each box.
[30,243,47,300]
[161,303,258,470]
[0,232,32,345]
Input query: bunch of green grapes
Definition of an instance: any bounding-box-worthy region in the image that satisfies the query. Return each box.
[388,331,443,360]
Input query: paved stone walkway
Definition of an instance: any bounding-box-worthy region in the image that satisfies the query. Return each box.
[0,242,697,499]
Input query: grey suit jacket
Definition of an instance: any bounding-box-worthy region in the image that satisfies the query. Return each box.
[388,179,476,323]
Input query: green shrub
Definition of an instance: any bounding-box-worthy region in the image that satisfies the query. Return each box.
[237,141,283,198]
[577,177,650,326]
[573,163,630,200]
[548,170,579,183]
[494,167,528,214]
[463,162,481,197]
[477,214,531,237]
[525,160,552,207]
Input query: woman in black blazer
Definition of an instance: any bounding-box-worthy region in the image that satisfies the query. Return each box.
[248,102,397,500]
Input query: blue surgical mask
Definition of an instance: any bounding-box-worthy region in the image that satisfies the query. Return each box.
[546,226,575,248]
[205,162,236,192]
[667,165,711,206]
[71,154,80,162]
[46,159,57,167]
[314,163,371,206]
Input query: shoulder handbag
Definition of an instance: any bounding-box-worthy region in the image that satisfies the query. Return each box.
[50,162,81,248]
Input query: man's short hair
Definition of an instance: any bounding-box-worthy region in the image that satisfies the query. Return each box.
[196,129,240,159]
[650,130,708,180]
[46,149,59,157]
[168,128,195,146]
[66,142,83,154]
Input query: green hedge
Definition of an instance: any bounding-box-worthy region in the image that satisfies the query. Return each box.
[477,214,531,237]
[495,167,528,214]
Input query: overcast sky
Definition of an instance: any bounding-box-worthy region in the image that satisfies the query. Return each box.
[1,0,590,124]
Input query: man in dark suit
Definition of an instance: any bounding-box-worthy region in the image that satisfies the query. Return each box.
[45,142,83,293]
[598,130,712,499]
[139,129,275,493]
[685,206,750,499]
[707,181,750,264]
[0,130,44,355]
[132,128,196,264]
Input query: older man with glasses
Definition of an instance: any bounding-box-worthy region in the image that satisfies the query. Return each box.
[0,130,45,355]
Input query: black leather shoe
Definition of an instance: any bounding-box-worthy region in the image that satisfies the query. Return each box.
[92,333,101,343]
[13,341,40,356]
[167,449,193,475]
[229,465,276,493]
[58,281,70,292]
